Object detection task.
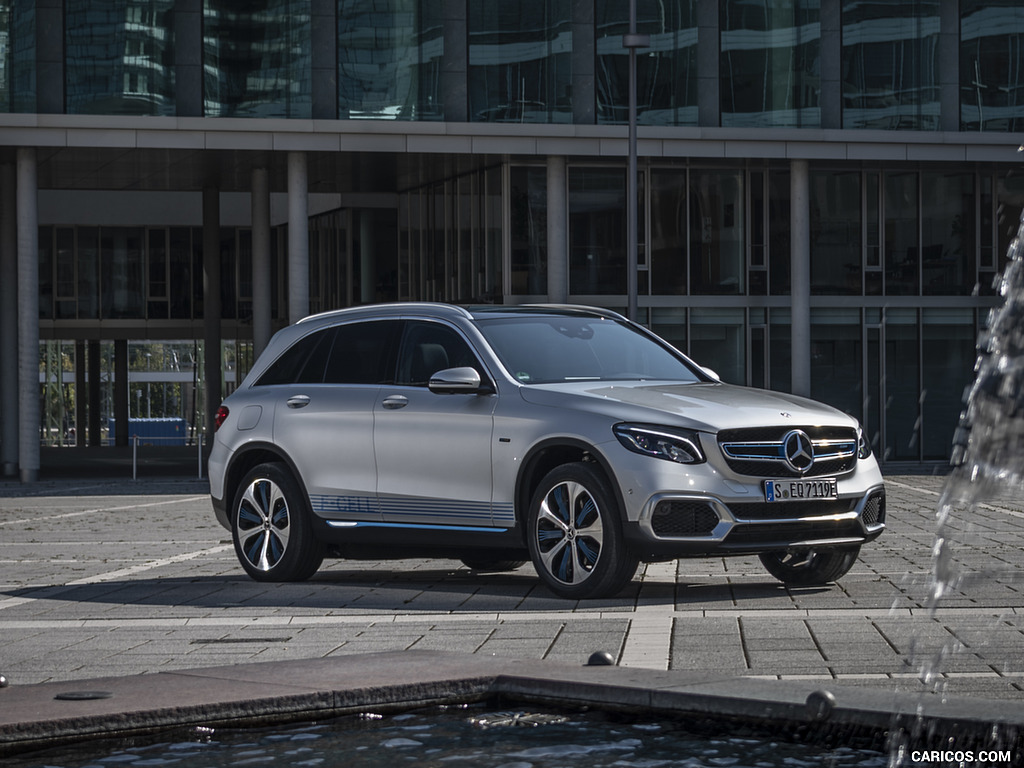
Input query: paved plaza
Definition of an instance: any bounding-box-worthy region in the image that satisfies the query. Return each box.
[1,470,1023,702]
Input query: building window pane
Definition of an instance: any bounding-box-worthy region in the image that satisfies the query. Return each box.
[468,0,571,123]
[842,0,940,130]
[690,169,744,295]
[884,308,919,461]
[569,168,625,295]
[922,172,975,295]
[691,308,744,384]
[101,228,144,319]
[0,4,34,112]
[884,171,919,296]
[649,170,688,295]
[596,0,698,126]
[66,0,175,116]
[203,0,311,118]
[721,0,820,128]
[810,171,861,295]
[922,309,974,461]
[810,308,861,418]
[510,166,547,295]
[961,1,1024,131]
[337,0,443,120]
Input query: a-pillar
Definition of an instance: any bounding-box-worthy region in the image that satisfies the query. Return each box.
[790,159,811,398]
[16,148,39,482]
[0,162,16,476]
[203,186,222,448]
[288,152,309,324]
[546,156,568,304]
[251,167,271,357]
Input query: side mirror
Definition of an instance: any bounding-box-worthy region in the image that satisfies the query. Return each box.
[428,367,491,394]
[700,366,720,381]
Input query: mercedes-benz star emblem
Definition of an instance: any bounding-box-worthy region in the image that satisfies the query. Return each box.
[782,429,815,474]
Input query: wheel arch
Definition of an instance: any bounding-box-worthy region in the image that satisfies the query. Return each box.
[223,442,309,517]
[514,438,626,533]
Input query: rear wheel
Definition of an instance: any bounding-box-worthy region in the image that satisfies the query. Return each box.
[758,545,860,586]
[232,463,324,582]
[527,462,638,600]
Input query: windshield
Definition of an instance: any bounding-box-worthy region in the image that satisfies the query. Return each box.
[475,315,703,384]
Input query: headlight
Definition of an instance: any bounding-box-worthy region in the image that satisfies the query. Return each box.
[613,423,705,464]
[857,426,872,459]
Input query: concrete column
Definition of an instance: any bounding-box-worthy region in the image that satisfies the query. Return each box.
[203,186,222,447]
[546,156,568,303]
[251,167,272,357]
[790,159,811,398]
[16,148,39,482]
[1,162,16,476]
[288,152,310,323]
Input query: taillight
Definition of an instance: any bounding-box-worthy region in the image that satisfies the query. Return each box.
[214,405,229,431]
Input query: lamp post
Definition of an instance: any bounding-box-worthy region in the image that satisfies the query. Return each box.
[623,1,649,322]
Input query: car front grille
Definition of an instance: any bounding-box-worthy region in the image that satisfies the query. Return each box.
[651,500,720,537]
[728,499,856,520]
[861,492,886,526]
[723,519,865,547]
[717,425,858,478]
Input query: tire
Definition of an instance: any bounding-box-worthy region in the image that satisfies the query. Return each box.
[231,462,324,582]
[460,558,528,573]
[758,545,860,587]
[527,462,639,600]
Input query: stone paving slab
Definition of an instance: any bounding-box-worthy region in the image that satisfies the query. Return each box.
[1,472,1023,705]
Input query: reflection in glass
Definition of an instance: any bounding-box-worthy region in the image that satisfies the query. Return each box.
[569,168,625,295]
[961,0,1024,131]
[66,0,175,115]
[922,309,975,460]
[842,0,940,130]
[596,0,698,125]
[468,0,571,123]
[337,0,443,120]
[0,3,35,112]
[721,0,820,127]
[203,0,311,118]
[810,308,861,418]
[810,171,861,295]
[884,171,918,295]
[510,166,548,294]
[884,308,919,461]
[691,308,744,384]
[649,170,688,294]
[922,173,975,296]
[690,170,744,295]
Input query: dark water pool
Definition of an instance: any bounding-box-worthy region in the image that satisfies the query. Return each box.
[8,704,890,767]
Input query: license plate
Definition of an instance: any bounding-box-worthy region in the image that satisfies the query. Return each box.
[764,478,838,502]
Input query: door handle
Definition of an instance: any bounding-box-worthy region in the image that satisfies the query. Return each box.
[381,395,409,410]
[286,395,311,409]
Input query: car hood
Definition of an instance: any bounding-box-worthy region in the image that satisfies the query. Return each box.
[518,380,857,433]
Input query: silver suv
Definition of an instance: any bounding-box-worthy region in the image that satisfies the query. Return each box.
[209,303,885,599]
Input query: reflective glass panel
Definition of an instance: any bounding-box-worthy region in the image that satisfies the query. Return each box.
[884,171,919,296]
[596,0,698,125]
[65,0,175,115]
[921,172,975,296]
[810,308,861,418]
[510,166,547,295]
[690,169,744,295]
[0,3,34,112]
[569,168,626,295]
[961,0,1024,131]
[884,308,919,461]
[337,0,443,120]
[842,0,940,130]
[720,0,820,127]
[649,170,688,295]
[468,0,572,123]
[690,308,744,384]
[810,171,861,295]
[922,309,975,460]
[203,0,311,118]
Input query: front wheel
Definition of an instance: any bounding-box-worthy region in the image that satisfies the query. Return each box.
[527,462,638,600]
[232,463,324,582]
[758,545,860,587]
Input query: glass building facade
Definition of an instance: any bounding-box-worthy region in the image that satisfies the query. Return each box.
[3,1,1024,467]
